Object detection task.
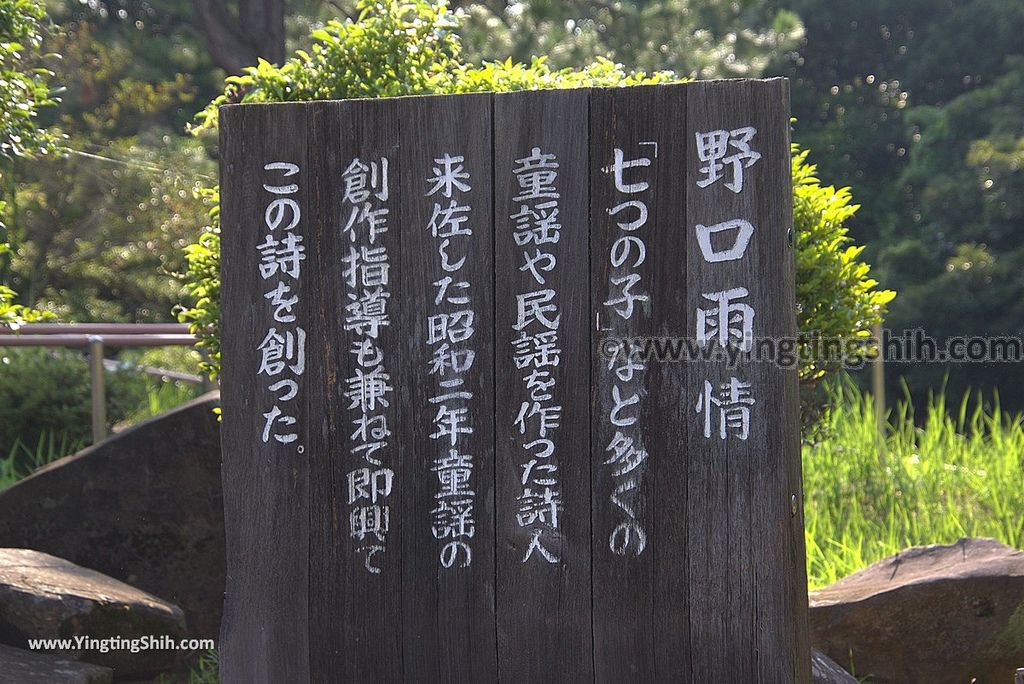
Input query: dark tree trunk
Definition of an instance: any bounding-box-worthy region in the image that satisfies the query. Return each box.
[192,0,285,74]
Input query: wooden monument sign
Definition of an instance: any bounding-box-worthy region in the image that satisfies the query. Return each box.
[218,79,810,683]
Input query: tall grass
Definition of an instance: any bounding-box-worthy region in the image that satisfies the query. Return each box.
[121,379,202,426]
[0,379,199,492]
[188,649,219,684]
[0,431,83,491]
[804,378,1024,588]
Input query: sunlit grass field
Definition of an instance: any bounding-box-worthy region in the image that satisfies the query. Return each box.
[804,380,1024,588]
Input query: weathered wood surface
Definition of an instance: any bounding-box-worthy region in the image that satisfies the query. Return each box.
[307,98,404,681]
[493,89,593,682]
[684,77,809,683]
[219,102,311,683]
[589,84,691,682]
[218,80,808,683]
[397,92,498,682]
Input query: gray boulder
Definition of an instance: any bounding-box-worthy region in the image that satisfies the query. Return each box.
[810,537,1024,683]
[0,393,224,640]
[0,548,186,677]
[0,643,113,684]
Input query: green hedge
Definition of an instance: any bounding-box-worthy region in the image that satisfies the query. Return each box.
[0,348,149,457]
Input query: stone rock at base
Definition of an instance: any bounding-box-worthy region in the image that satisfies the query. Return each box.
[0,393,224,640]
[810,537,1024,683]
[0,643,113,684]
[0,548,186,677]
[811,647,857,683]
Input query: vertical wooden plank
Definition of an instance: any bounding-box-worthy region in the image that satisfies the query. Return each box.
[589,84,691,682]
[307,99,404,682]
[684,79,753,684]
[645,84,694,682]
[218,102,311,684]
[750,78,812,684]
[396,92,498,682]
[685,78,808,682]
[493,89,593,682]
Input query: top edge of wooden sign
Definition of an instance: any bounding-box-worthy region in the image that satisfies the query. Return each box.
[217,76,789,111]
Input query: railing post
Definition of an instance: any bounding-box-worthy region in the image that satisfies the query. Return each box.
[88,335,107,443]
[872,322,886,433]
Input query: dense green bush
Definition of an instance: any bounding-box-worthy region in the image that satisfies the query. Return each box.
[179,0,893,389]
[792,145,895,384]
[0,348,150,457]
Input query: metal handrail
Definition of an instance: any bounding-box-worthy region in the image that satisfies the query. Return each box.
[0,323,207,443]
[0,323,192,335]
[0,334,195,347]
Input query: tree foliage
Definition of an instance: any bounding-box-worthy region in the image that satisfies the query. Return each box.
[0,0,57,326]
[180,0,892,386]
[0,0,58,158]
[0,0,341,328]
[773,0,1024,408]
[453,0,804,79]
[1,11,215,323]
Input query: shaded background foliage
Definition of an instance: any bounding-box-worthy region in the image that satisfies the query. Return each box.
[0,347,144,456]
[769,0,1024,409]
[451,0,804,79]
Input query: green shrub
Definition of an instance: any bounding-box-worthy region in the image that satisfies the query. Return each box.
[177,186,221,379]
[792,147,895,384]
[188,649,218,684]
[0,275,50,327]
[0,348,150,457]
[179,0,893,393]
